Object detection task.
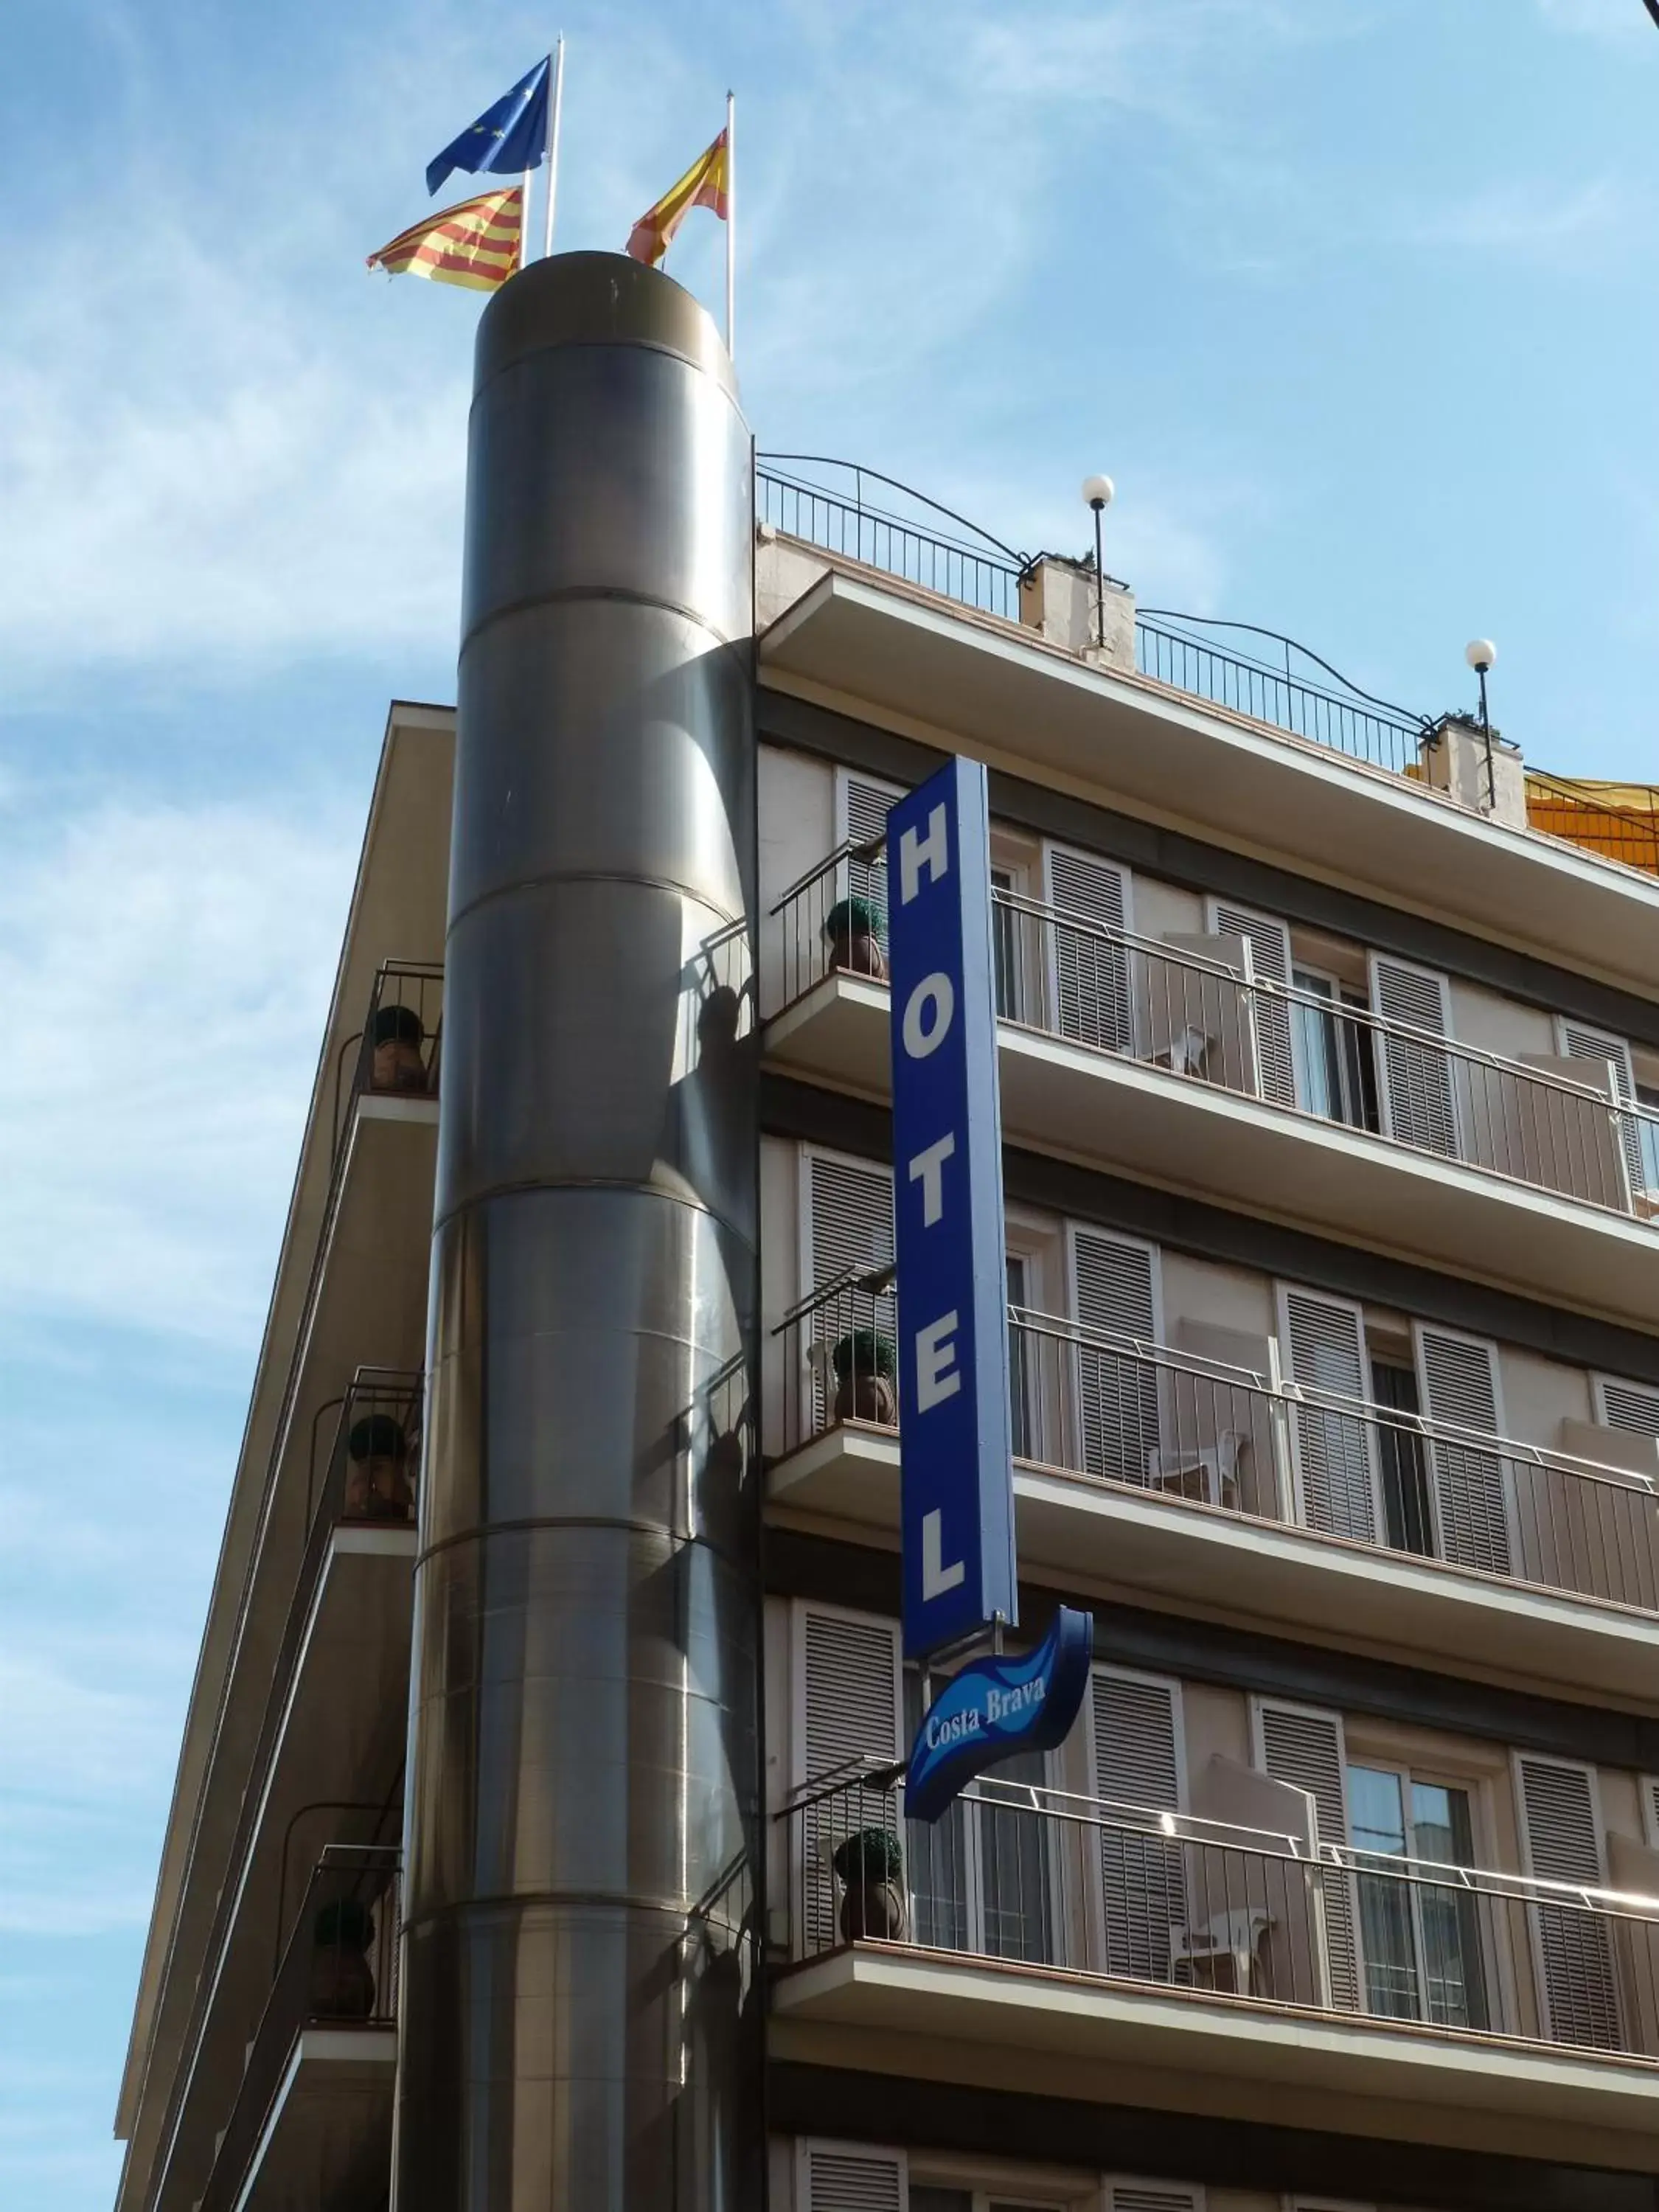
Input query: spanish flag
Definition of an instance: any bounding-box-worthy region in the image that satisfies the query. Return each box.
[366,187,523,293]
[626,130,729,266]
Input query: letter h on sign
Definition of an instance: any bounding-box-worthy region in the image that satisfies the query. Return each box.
[886,756,1019,1660]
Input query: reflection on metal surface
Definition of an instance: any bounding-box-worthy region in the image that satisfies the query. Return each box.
[395,251,759,2212]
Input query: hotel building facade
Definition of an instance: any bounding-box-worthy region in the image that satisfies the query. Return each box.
[114,253,1659,2212]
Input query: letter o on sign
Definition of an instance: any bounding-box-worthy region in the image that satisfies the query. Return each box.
[902,973,955,1060]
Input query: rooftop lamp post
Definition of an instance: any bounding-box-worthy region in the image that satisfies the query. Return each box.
[1466,637,1498,810]
[1081,473,1114,652]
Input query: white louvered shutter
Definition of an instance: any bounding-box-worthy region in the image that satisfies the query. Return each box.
[1368,953,1459,1158]
[1558,1019,1643,1201]
[1046,844,1133,1055]
[1513,1753,1621,2049]
[1208,898,1296,1108]
[1413,1324,1514,1578]
[840,771,902,922]
[1276,1284,1379,1543]
[1253,1698,1360,2009]
[796,1606,902,1952]
[1594,1374,1659,1440]
[1104,2181,1204,2212]
[1070,1228,1161,1485]
[1091,1669,1185,1982]
[1643,1776,1659,1850]
[804,1150,896,1433]
[799,2142,907,2212]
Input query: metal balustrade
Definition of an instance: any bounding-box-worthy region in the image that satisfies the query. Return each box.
[758,458,1027,624]
[772,1280,1659,1616]
[198,1846,400,2212]
[780,1768,1659,2065]
[769,846,1659,1227]
[755,461,1430,779]
[333,957,444,1161]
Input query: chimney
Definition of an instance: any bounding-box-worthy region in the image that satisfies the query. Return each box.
[1419,714,1528,830]
[394,251,762,2212]
[1019,555,1137,672]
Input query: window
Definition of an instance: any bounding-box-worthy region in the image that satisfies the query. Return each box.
[1006,1252,1034,1463]
[903,1670,1054,1964]
[1291,967,1380,1133]
[1638,1082,1659,1197]
[1368,1360,1433,1557]
[991,866,1029,1026]
[1347,1763,1486,2028]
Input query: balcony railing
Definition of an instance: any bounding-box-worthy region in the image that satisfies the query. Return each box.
[198,1845,400,2212]
[781,1767,1659,2065]
[333,958,444,1162]
[1134,612,1426,779]
[769,846,1659,1227]
[152,1373,420,2209]
[758,456,1028,625]
[755,459,1428,781]
[773,1281,1659,1616]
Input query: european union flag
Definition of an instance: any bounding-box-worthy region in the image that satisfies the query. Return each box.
[427,57,549,196]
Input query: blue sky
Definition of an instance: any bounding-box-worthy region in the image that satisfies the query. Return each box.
[3,0,1658,2204]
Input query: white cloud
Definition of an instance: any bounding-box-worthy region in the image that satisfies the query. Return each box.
[1405,175,1632,261]
[0,0,1349,698]
[0,790,357,1344]
[1536,0,1652,40]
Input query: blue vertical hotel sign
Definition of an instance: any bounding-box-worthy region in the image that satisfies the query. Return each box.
[886,757,1019,1660]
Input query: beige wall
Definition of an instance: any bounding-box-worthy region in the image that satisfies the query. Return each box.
[1449,975,1555,1061]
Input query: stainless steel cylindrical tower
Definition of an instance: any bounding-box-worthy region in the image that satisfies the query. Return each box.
[394,252,759,2212]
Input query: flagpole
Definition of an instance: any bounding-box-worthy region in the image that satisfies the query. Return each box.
[724,89,736,361]
[543,36,564,258]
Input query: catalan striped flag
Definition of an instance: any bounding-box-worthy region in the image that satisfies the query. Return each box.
[626,129,729,266]
[366,187,523,293]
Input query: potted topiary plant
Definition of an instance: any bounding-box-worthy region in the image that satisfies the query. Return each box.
[371,1004,428,1093]
[831,1329,897,1427]
[823,895,888,981]
[344,1413,414,1522]
[310,1896,377,2019]
[831,1826,906,1941]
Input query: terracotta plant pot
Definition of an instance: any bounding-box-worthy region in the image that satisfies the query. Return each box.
[824,897,888,981]
[839,1879,907,1943]
[310,1899,377,2020]
[831,1828,907,1943]
[832,1372,897,1426]
[345,1414,414,1522]
[830,1330,898,1429]
[371,1003,428,1093]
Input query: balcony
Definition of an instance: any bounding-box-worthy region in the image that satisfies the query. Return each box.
[757,459,1659,890]
[774,1768,1659,2150]
[197,1846,400,2212]
[765,847,1659,1326]
[769,1277,1659,1697]
[148,1374,420,2212]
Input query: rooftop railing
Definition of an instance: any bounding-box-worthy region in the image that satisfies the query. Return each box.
[1134,611,1427,779]
[198,1844,400,2212]
[755,458,1428,781]
[758,456,1027,625]
[769,846,1659,1227]
[780,1767,1659,2065]
[773,1279,1659,1617]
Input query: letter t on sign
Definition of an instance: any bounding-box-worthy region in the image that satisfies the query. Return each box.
[908,1133,956,1225]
